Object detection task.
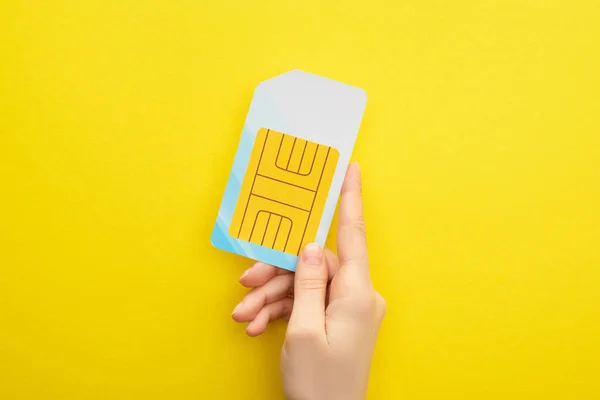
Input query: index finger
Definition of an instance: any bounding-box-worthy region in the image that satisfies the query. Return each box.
[336,162,371,284]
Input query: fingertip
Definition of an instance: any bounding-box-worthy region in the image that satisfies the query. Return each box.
[232,297,260,323]
[246,324,264,337]
[295,243,328,283]
[240,262,278,287]
[342,162,362,195]
[238,262,257,285]
[246,316,267,337]
[231,301,247,322]
[239,267,251,285]
[301,242,324,266]
[232,314,246,323]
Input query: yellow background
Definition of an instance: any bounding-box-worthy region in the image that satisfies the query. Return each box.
[1,1,599,399]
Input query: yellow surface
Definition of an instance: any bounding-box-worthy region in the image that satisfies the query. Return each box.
[1,1,599,399]
[230,129,339,255]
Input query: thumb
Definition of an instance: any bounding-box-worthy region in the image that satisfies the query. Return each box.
[288,243,328,332]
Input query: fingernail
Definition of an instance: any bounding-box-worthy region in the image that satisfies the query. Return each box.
[232,302,244,315]
[239,268,250,281]
[302,243,323,265]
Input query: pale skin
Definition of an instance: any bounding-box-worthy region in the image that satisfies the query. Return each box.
[232,163,386,400]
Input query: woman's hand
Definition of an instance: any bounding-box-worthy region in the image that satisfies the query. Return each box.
[232,248,339,337]
[233,163,386,400]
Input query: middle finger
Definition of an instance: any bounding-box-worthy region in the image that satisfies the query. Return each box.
[239,262,292,288]
[232,274,294,322]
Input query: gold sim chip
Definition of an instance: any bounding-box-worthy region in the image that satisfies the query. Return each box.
[229,128,339,256]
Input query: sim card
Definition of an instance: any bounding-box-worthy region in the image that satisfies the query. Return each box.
[211,70,367,271]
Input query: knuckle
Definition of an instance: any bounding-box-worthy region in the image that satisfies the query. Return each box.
[340,258,370,276]
[354,214,367,235]
[348,290,377,315]
[376,292,387,317]
[342,169,362,194]
[297,277,327,292]
[339,215,367,239]
[340,259,360,270]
